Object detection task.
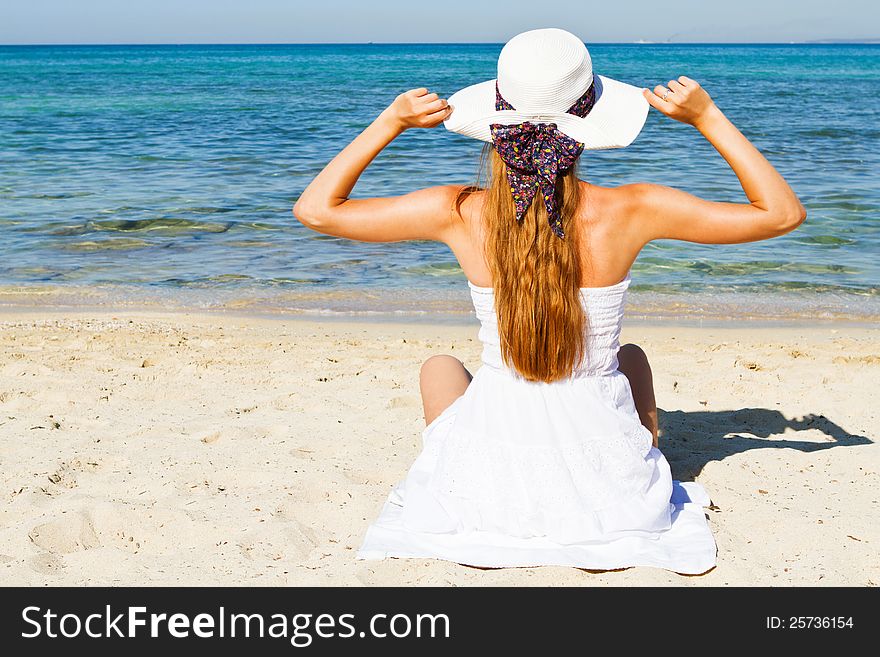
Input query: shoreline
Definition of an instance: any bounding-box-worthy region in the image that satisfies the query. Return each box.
[1,283,878,329]
[2,303,880,330]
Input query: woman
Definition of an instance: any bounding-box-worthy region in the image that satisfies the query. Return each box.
[294,29,805,574]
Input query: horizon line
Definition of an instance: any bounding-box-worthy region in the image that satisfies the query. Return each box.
[1,39,879,47]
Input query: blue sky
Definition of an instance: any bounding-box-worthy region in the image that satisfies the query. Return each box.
[2,0,877,44]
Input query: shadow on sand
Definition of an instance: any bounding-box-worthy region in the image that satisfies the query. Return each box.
[658,408,874,480]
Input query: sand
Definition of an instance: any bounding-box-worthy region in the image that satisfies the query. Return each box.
[0,309,877,586]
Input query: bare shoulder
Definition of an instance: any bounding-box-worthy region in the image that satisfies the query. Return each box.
[581,179,800,246]
[577,181,649,230]
[575,181,667,258]
[406,183,486,244]
[447,184,486,229]
[403,184,477,238]
[420,184,484,219]
[580,180,681,237]
[451,183,484,208]
[583,181,663,216]
[406,183,466,210]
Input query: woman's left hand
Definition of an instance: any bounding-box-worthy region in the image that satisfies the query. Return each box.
[382,88,454,131]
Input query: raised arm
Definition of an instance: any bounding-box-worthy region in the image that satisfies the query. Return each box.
[293,88,458,243]
[624,77,806,245]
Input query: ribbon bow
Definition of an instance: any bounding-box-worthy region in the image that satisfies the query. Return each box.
[489,81,596,238]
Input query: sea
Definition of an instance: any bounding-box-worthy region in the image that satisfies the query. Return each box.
[1,43,877,323]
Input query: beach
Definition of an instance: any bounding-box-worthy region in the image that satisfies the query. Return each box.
[0,309,876,586]
[1,42,877,587]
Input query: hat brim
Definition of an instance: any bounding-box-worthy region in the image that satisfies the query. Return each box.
[443,75,649,150]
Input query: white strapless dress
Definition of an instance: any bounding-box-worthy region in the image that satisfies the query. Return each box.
[357,272,717,574]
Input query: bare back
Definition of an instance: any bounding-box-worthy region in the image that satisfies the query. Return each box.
[445,181,640,289]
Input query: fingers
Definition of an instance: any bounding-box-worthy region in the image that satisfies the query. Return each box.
[642,87,672,112]
[651,77,697,98]
[408,89,439,103]
[425,100,452,120]
[400,87,453,127]
[423,98,447,113]
[644,76,710,126]
[420,96,452,126]
[651,85,675,104]
[424,107,454,127]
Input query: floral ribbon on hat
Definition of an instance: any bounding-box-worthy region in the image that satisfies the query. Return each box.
[490,81,597,238]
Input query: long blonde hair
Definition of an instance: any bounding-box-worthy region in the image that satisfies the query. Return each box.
[465,145,586,383]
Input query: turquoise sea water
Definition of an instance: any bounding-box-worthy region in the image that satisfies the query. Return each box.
[0,44,878,320]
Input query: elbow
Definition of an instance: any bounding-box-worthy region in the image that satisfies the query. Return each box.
[770,201,807,236]
[293,198,328,230]
[787,201,808,231]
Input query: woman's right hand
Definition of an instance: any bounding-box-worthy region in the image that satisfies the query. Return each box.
[643,77,718,129]
[381,88,454,131]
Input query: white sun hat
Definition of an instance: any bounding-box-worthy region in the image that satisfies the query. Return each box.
[443,27,649,150]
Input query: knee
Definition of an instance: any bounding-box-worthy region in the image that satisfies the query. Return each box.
[619,343,651,369]
[420,354,462,381]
